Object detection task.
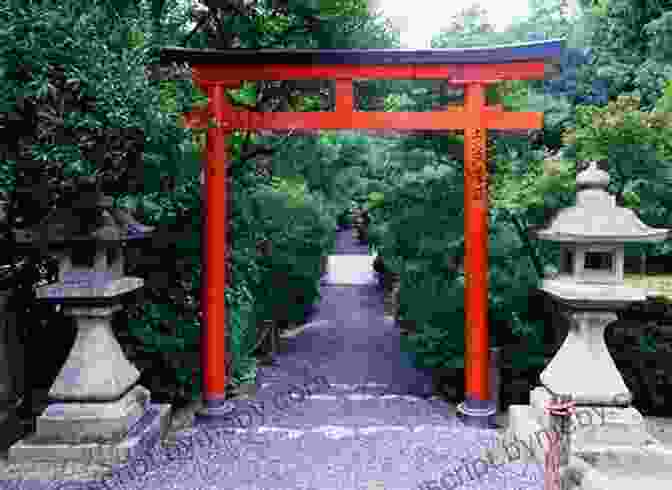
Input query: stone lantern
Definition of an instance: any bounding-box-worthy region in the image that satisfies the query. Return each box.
[534,161,667,406]
[507,161,672,488]
[8,193,171,465]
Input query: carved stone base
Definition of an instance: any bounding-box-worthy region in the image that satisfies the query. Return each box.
[34,385,150,444]
[8,402,170,465]
[47,304,141,401]
[529,386,659,451]
[539,310,631,405]
[506,386,670,490]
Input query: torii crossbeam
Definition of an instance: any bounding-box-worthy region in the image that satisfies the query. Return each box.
[160,39,564,428]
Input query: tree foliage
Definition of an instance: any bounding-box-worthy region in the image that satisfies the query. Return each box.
[572,0,672,109]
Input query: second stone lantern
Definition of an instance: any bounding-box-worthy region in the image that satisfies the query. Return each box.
[8,191,171,466]
[508,160,669,470]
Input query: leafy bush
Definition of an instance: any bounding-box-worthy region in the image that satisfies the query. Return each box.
[0,0,198,209]
[252,176,336,327]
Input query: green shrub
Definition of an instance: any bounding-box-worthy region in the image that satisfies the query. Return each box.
[252,177,335,325]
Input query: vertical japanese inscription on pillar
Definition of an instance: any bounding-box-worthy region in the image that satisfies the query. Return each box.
[466,127,488,203]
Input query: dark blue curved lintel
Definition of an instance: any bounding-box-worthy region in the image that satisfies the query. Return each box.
[160,39,565,66]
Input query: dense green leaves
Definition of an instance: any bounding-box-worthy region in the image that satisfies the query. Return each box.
[572,0,672,109]
[562,95,672,244]
[251,178,335,325]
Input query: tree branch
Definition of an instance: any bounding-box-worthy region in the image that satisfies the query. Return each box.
[240,130,253,157]
[262,23,313,48]
[239,145,276,161]
[238,128,295,162]
[610,158,628,206]
[506,209,545,280]
[339,18,369,38]
[180,8,213,47]
[255,81,295,112]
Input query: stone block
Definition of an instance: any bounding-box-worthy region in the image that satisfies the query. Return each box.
[34,385,149,444]
[8,403,171,465]
[506,404,548,462]
[577,446,672,490]
[530,385,552,426]
[47,305,140,401]
[36,277,143,300]
[508,394,672,490]
[573,406,659,450]
[530,386,658,449]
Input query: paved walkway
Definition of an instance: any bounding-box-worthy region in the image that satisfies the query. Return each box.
[2,227,545,490]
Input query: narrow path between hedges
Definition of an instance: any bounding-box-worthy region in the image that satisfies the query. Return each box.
[5,226,544,490]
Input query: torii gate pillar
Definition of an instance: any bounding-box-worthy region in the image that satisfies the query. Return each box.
[459,82,495,424]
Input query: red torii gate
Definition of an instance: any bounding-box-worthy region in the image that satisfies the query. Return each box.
[160,40,564,428]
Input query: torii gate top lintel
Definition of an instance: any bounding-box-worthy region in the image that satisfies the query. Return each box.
[160,38,564,78]
[162,39,564,132]
[167,39,567,429]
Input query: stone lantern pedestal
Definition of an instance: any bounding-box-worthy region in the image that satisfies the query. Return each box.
[519,304,658,455]
[8,203,171,465]
[503,161,672,489]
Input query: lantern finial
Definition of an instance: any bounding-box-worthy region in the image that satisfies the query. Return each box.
[576,160,610,190]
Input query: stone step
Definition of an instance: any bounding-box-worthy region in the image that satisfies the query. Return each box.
[118,421,541,490]
[259,381,396,397]
[571,445,672,490]
[7,403,171,466]
[216,389,455,431]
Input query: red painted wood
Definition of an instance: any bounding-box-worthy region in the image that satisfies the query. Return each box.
[202,84,230,403]
[335,79,354,113]
[482,110,542,130]
[191,61,548,83]
[184,108,541,131]
[182,106,209,131]
[192,78,242,98]
[463,83,490,403]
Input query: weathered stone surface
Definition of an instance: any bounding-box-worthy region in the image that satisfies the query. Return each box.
[540,311,632,405]
[36,277,143,300]
[8,403,170,465]
[530,386,657,449]
[34,385,150,444]
[47,305,140,401]
[511,405,672,489]
[578,447,672,490]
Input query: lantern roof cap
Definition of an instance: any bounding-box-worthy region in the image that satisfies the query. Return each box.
[12,204,153,247]
[536,161,669,243]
